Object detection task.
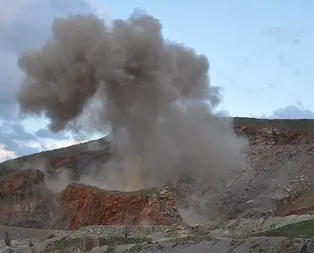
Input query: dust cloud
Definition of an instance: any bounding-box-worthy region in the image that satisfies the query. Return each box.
[17,10,248,196]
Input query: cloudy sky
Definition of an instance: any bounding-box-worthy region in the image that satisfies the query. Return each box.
[0,0,313,161]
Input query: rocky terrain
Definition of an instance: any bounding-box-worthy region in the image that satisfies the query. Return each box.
[2,117,314,252]
[228,118,314,218]
[0,169,58,229]
[60,184,182,229]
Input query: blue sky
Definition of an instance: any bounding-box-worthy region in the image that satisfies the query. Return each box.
[0,0,313,160]
[103,0,314,117]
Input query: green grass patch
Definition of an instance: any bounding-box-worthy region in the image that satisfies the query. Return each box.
[44,238,82,253]
[70,183,158,196]
[255,220,314,239]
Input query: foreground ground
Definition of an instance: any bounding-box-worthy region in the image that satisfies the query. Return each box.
[2,216,314,252]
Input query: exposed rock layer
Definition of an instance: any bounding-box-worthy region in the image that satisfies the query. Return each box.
[0,169,58,228]
[60,184,183,230]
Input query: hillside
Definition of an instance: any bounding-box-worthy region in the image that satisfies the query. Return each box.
[0,137,112,178]
[2,117,314,219]
[2,117,314,252]
[2,117,314,175]
[233,117,314,130]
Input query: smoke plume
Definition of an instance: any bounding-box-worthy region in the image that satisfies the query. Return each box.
[17,10,248,191]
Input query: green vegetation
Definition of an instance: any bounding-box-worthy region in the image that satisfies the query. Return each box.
[255,220,314,239]
[107,236,154,252]
[98,236,152,245]
[44,236,152,253]
[73,183,158,196]
[44,237,152,253]
[233,117,314,131]
[44,238,82,253]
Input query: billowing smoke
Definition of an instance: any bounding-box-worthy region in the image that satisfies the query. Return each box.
[17,10,248,192]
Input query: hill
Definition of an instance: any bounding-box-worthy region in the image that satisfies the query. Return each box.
[2,117,314,252]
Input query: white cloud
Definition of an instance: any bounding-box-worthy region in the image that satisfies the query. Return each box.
[268,104,314,119]
[38,138,79,151]
[0,0,108,159]
[0,145,16,162]
[0,0,104,121]
[86,0,113,21]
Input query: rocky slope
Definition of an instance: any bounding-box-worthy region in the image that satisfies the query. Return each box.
[2,118,314,252]
[1,118,314,228]
[0,169,58,229]
[0,137,112,178]
[0,171,183,230]
[223,118,314,219]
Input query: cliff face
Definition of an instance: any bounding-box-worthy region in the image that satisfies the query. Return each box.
[60,184,183,230]
[0,169,183,230]
[0,169,58,228]
[219,120,314,219]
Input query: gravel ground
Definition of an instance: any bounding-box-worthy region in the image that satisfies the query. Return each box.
[0,226,69,241]
[1,216,314,252]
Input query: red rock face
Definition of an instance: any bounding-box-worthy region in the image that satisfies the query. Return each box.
[60,184,183,230]
[0,169,44,197]
[0,169,58,228]
[48,156,75,170]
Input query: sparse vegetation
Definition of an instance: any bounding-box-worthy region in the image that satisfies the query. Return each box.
[4,231,11,246]
[44,236,152,253]
[255,220,314,239]
[99,236,152,245]
[233,117,314,131]
[29,240,35,253]
[124,205,129,239]
[44,237,82,253]
[71,183,158,196]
